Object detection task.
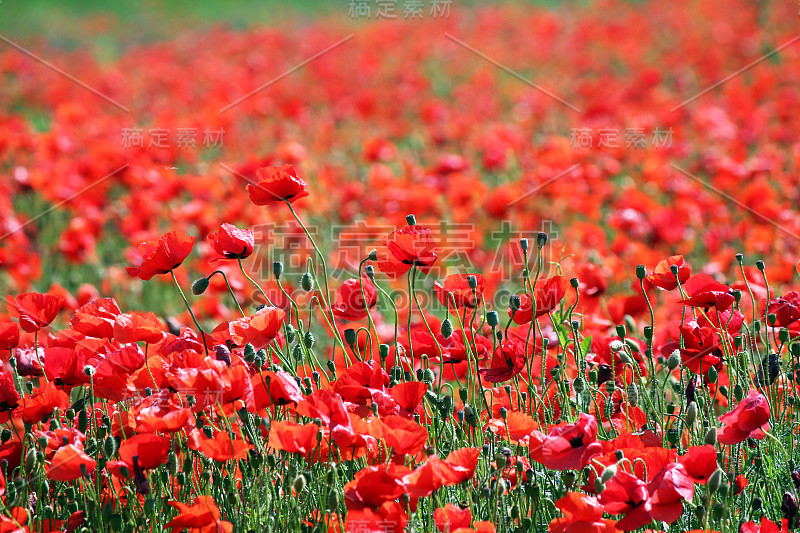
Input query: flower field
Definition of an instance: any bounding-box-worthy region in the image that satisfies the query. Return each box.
[2,0,800,531]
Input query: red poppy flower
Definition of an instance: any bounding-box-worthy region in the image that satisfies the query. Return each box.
[442,447,480,484]
[113,312,165,344]
[6,293,65,333]
[48,444,96,482]
[370,415,429,456]
[134,391,192,433]
[268,420,319,455]
[344,501,408,533]
[479,338,526,383]
[646,255,690,290]
[187,428,251,462]
[734,474,749,495]
[679,274,734,312]
[377,225,438,278]
[208,223,254,260]
[434,274,486,308]
[344,464,408,509]
[246,165,309,205]
[228,307,285,348]
[332,275,378,320]
[598,471,652,531]
[166,496,233,533]
[674,321,725,375]
[0,371,20,412]
[126,231,195,280]
[549,492,618,533]
[509,276,569,324]
[717,390,770,445]
[0,322,20,351]
[434,504,471,532]
[70,298,121,339]
[678,445,718,484]
[647,463,694,523]
[14,381,69,424]
[532,413,601,471]
[251,370,304,408]
[740,517,784,533]
[765,291,800,327]
[118,433,171,470]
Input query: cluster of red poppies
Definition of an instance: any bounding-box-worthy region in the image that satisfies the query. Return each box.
[0,160,798,532]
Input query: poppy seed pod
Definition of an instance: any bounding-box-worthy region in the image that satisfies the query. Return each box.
[365,264,375,280]
[756,260,765,271]
[191,277,210,295]
[367,249,378,261]
[406,214,417,226]
[441,318,453,338]
[467,275,478,289]
[344,328,357,346]
[615,324,626,338]
[486,311,499,328]
[519,238,529,253]
[509,294,521,312]
[379,344,390,361]
[636,264,646,280]
[570,277,579,289]
[536,232,548,247]
[300,272,314,291]
[272,261,283,279]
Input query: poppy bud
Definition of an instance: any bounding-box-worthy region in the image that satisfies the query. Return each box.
[423,369,435,383]
[441,318,453,338]
[686,402,697,426]
[284,325,296,345]
[292,474,306,493]
[103,437,117,458]
[327,490,339,511]
[783,492,799,527]
[344,328,357,346]
[562,471,576,489]
[497,478,508,495]
[24,448,37,474]
[601,465,617,483]
[272,261,283,279]
[214,345,231,366]
[609,340,624,352]
[704,427,717,445]
[536,232,548,247]
[191,277,210,295]
[573,376,585,394]
[708,469,723,494]
[303,331,315,349]
[594,478,605,494]
[667,350,680,370]
[605,381,615,394]
[367,249,378,261]
[627,383,638,407]
[300,272,314,292]
[793,471,800,491]
[636,264,646,280]
[519,238,529,253]
[707,366,718,382]
[487,311,499,328]
[780,328,790,343]
[712,502,725,521]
